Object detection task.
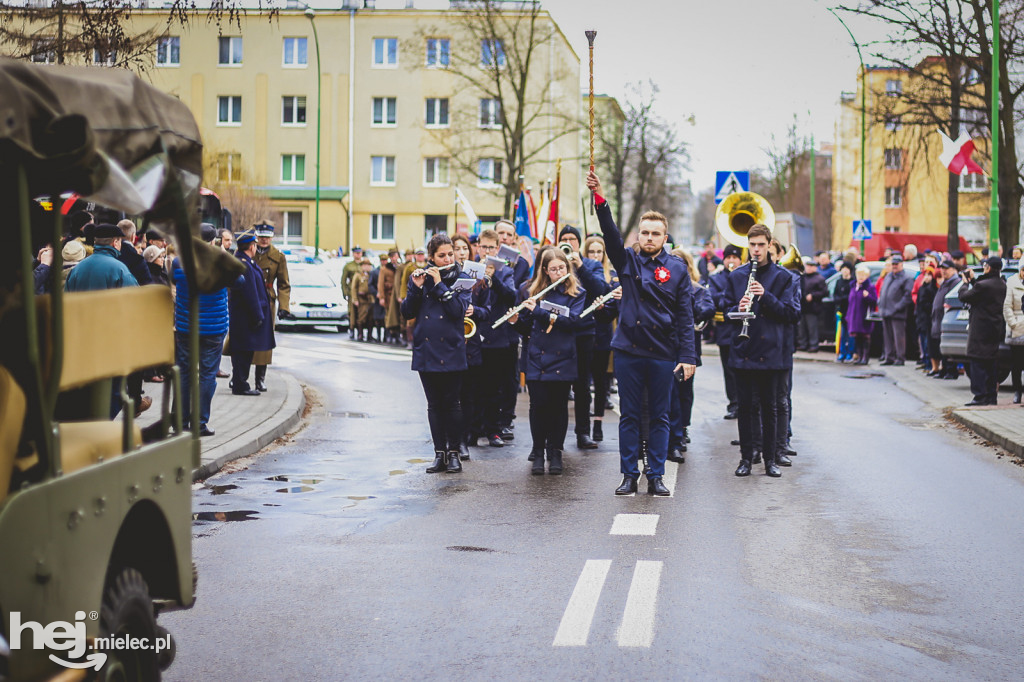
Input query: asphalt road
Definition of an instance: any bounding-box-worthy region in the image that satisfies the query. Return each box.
[162,331,1024,680]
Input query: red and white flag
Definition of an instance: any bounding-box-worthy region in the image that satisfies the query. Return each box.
[938,130,985,176]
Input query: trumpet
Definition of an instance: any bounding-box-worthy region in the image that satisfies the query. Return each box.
[558,243,575,257]
[580,286,620,318]
[492,273,571,328]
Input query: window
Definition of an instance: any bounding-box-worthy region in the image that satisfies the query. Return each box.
[282,211,303,245]
[157,36,180,66]
[372,97,397,126]
[282,96,307,126]
[283,37,308,66]
[959,173,987,192]
[961,108,987,137]
[218,37,242,66]
[963,66,981,85]
[884,186,902,208]
[885,115,902,131]
[30,38,54,64]
[478,158,503,187]
[884,148,903,170]
[481,39,505,68]
[371,156,396,186]
[424,157,449,187]
[371,214,395,243]
[372,38,398,67]
[281,154,306,184]
[479,98,502,128]
[217,96,241,125]
[215,153,241,184]
[884,225,901,233]
[425,98,449,127]
[425,38,450,67]
[92,48,116,66]
[885,79,903,96]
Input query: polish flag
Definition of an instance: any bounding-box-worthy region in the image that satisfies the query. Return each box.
[938,130,985,176]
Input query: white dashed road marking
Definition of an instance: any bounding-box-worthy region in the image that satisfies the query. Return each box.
[553,560,612,647]
[617,560,663,648]
[609,513,659,536]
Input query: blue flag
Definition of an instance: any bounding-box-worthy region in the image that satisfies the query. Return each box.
[514,189,531,237]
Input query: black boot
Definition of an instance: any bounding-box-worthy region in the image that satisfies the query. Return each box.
[765,457,781,477]
[592,421,603,441]
[682,428,690,444]
[528,447,541,462]
[735,459,752,476]
[615,476,638,495]
[547,448,563,475]
[531,450,545,475]
[577,434,598,450]
[254,365,268,392]
[446,450,463,473]
[426,450,447,474]
[752,451,762,465]
[1015,391,1022,404]
[777,453,792,467]
[459,441,470,461]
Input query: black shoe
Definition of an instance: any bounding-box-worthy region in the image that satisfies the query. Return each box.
[615,476,638,495]
[926,370,940,377]
[893,360,905,366]
[880,359,895,366]
[547,449,563,475]
[255,380,268,392]
[426,451,447,473]
[605,398,614,410]
[752,451,762,465]
[647,477,670,496]
[765,460,782,477]
[488,434,504,447]
[577,434,598,450]
[446,450,463,473]
[1014,391,1022,404]
[730,439,741,446]
[459,442,470,461]
[667,448,686,463]
[964,400,988,406]
[500,427,515,441]
[777,454,792,467]
[781,446,797,457]
[735,460,752,477]
[199,425,215,437]
[592,422,603,441]
[528,448,541,462]
[682,428,690,444]
[942,374,959,380]
[232,389,261,396]
[531,451,545,475]
[723,411,738,420]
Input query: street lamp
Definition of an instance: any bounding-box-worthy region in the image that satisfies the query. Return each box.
[303,5,322,258]
[828,7,867,255]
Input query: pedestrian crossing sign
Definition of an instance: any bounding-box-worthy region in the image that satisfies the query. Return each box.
[852,219,872,240]
[714,171,750,204]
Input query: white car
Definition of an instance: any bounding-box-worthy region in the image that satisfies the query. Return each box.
[277,263,347,332]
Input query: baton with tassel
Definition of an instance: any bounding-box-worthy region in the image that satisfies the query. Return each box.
[586,29,596,215]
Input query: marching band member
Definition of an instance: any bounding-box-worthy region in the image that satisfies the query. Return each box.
[494,220,533,441]
[477,228,520,448]
[510,248,586,475]
[770,238,798,464]
[586,171,697,497]
[709,244,743,420]
[400,234,471,475]
[452,233,490,458]
[723,225,800,478]
[583,236,620,442]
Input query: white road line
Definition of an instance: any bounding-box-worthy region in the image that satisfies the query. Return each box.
[619,459,679,498]
[617,560,663,648]
[609,513,659,536]
[553,560,612,647]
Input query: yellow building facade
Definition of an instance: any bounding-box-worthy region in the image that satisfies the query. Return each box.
[833,62,990,250]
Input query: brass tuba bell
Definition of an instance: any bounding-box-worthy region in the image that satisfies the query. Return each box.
[714,191,776,248]
[778,244,805,272]
[464,316,477,338]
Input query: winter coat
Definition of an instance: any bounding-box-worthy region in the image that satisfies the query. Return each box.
[465,281,491,367]
[400,272,470,373]
[350,271,373,327]
[227,252,274,353]
[512,284,585,382]
[914,279,937,330]
[574,257,612,337]
[65,245,139,292]
[931,276,958,338]
[172,258,230,336]
[877,269,914,320]
[120,241,153,286]
[480,265,520,349]
[381,263,402,329]
[834,276,852,316]
[148,262,170,287]
[801,271,828,315]
[709,268,738,347]
[592,268,619,352]
[691,282,715,367]
[723,260,801,370]
[1003,273,1024,343]
[958,271,1007,359]
[846,279,878,335]
[254,245,291,313]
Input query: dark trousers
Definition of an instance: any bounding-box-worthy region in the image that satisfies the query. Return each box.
[797,312,820,351]
[230,351,254,392]
[502,342,521,426]
[592,349,612,419]
[460,363,485,439]
[930,335,957,377]
[779,367,793,446]
[615,351,674,478]
[419,371,464,452]
[481,345,517,433]
[882,316,906,362]
[917,329,930,364]
[526,380,571,450]
[735,369,783,463]
[573,334,595,435]
[968,358,998,404]
[669,373,694,448]
[176,332,226,428]
[110,372,144,419]
[718,344,738,413]
[1011,345,1024,392]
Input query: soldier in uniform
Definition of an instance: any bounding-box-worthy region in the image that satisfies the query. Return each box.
[341,245,364,339]
[227,230,275,395]
[350,258,374,341]
[252,222,291,392]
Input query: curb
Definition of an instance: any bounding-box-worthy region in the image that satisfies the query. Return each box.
[948,409,1024,459]
[191,372,306,481]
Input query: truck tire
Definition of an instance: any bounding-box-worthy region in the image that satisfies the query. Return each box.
[99,567,161,682]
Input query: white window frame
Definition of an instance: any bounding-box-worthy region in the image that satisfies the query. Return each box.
[370,156,396,186]
[423,157,450,187]
[884,186,903,208]
[218,36,243,66]
[479,98,502,129]
[425,97,449,128]
[371,97,397,127]
[92,48,116,66]
[282,37,308,67]
[217,96,242,126]
[884,148,902,170]
[282,96,307,127]
[959,172,987,192]
[481,39,506,68]
[477,158,503,188]
[370,214,395,243]
[281,211,303,245]
[372,37,398,68]
[885,79,903,96]
[216,153,241,184]
[425,37,450,68]
[30,38,55,64]
[156,36,180,67]
[281,154,306,184]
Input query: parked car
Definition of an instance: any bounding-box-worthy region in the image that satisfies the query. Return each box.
[939,262,1018,383]
[277,263,348,332]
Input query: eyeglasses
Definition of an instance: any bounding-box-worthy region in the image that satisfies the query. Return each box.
[478,244,498,252]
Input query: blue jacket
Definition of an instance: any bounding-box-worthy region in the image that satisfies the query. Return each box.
[723,260,801,370]
[512,284,585,381]
[465,281,491,367]
[480,265,520,349]
[691,282,715,366]
[592,269,620,351]
[227,252,274,353]
[65,245,138,292]
[709,269,738,347]
[596,201,697,364]
[120,241,153,286]
[574,257,611,337]
[401,274,470,372]
[512,257,532,288]
[172,258,230,336]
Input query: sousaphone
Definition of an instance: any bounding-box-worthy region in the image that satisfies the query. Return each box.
[714,191,776,248]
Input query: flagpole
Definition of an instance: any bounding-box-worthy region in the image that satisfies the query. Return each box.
[586,30,597,216]
[989,0,1001,252]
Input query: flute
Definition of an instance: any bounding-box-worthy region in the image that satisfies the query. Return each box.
[412,262,458,279]
[492,273,571,329]
[580,286,619,318]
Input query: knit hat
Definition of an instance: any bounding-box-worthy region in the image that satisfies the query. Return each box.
[723,244,743,259]
[143,245,165,263]
[61,239,86,263]
[558,225,582,243]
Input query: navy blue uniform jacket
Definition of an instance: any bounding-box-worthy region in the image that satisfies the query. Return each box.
[512,284,585,381]
[709,269,738,348]
[574,257,611,337]
[596,200,696,365]
[691,283,715,366]
[401,274,470,372]
[228,252,274,353]
[480,265,519,349]
[723,260,800,370]
[465,281,491,367]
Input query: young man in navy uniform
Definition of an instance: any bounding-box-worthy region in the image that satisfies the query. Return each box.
[709,244,743,420]
[723,224,801,477]
[586,171,697,496]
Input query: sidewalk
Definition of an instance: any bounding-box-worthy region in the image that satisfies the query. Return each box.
[704,343,1024,458]
[139,369,306,481]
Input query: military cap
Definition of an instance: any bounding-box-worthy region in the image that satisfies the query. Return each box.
[236,230,257,248]
[93,223,123,239]
[254,222,275,238]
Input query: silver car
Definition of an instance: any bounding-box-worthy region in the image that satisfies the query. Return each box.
[277,263,348,333]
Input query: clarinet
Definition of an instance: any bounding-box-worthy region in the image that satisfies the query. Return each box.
[738,257,758,340]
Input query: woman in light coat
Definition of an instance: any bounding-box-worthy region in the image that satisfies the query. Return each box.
[1002,261,1024,403]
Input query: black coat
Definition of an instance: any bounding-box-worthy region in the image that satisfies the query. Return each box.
[915,279,937,330]
[723,260,801,370]
[801,271,828,315]
[512,284,585,381]
[834,276,852,316]
[120,241,153,285]
[228,252,275,353]
[401,274,470,372]
[709,268,738,347]
[959,271,1007,359]
[931,276,958,338]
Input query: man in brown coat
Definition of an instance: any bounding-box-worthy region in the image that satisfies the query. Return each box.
[379,248,401,343]
[252,222,291,392]
[350,259,374,341]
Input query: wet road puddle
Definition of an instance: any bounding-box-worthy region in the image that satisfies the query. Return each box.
[276,486,316,493]
[266,476,326,484]
[389,470,408,476]
[407,458,430,464]
[841,372,886,379]
[329,411,369,418]
[345,495,376,501]
[207,484,240,495]
[193,510,259,523]
[447,546,496,553]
